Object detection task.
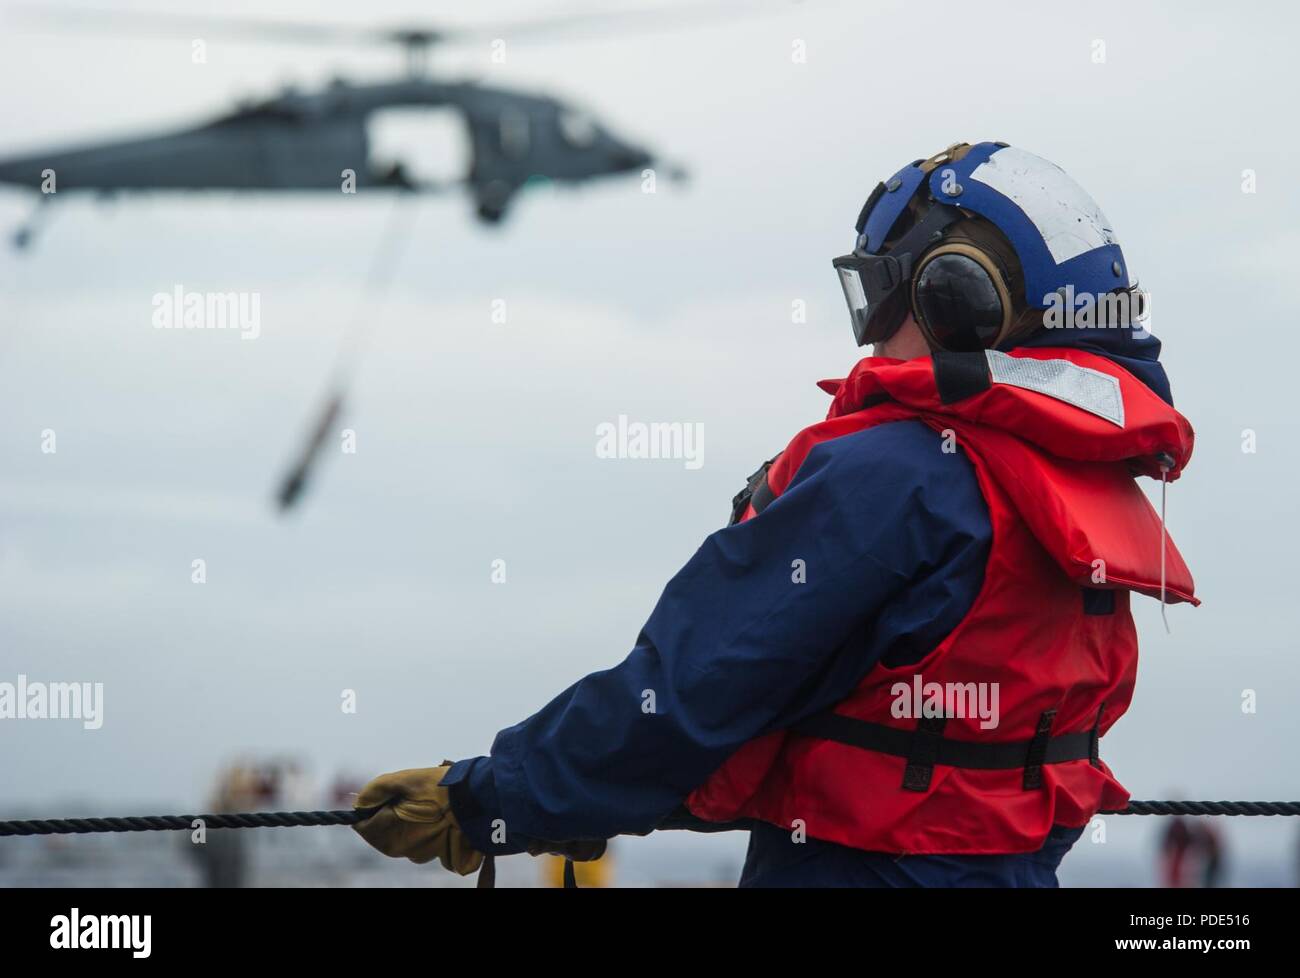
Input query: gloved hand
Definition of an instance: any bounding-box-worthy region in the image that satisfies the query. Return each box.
[351,765,484,875]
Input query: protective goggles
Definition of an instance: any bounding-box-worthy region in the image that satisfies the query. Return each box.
[832,252,914,346]
[832,199,964,347]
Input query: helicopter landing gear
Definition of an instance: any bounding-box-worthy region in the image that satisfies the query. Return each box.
[474,180,516,225]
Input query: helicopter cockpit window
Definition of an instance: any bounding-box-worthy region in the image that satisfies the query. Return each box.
[498,110,531,159]
[558,110,597,148]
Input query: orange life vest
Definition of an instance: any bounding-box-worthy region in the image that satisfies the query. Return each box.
[685,348,1197,854]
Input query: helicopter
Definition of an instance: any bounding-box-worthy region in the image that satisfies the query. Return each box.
[0,7,697,247]
[0,4,745,511]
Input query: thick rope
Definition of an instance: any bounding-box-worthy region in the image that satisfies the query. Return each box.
[0,808,376,837]
[1,801,1299,837]
[1105,800,1300,817]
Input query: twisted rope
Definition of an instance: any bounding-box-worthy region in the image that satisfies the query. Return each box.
[1,801,1299,837]
[0,808,377,837]
[1105,800,1300,817]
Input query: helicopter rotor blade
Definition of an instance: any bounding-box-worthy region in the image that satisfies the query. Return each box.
[7,2,771,51]
[428,2,769,45]
[5,6,391,46]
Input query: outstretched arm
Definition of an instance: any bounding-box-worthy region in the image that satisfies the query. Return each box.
[440,420,990,852]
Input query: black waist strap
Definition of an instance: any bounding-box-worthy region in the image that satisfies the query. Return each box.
[793,707,1103,792]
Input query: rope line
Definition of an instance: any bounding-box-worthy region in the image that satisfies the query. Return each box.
[2,801,1299,837]
[0,808,376,837]
[1105,800,1300,817]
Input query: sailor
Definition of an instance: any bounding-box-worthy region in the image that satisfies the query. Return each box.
[353,142,1198,887]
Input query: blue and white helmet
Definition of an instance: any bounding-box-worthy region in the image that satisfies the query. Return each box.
[865,141,1129,307]
[835,142,1134,350]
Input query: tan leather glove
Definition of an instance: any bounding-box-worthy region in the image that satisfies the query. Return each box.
[351,765,484,875]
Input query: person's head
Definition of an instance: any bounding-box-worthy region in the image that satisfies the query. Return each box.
[834,141,1142,359]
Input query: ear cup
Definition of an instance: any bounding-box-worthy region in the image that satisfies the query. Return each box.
[911,244,1013,352]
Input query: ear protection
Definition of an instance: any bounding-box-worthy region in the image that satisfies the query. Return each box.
[909,219,1023,352]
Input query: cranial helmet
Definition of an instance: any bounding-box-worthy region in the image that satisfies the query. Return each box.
[833,142,1137,352]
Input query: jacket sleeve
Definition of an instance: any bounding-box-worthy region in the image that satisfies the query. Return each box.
[441,419,990,852]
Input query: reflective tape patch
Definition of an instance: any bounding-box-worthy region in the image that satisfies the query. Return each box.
[968,146,1118,265]
[985,350,1125,427]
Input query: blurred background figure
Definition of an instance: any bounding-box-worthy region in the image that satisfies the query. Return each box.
[330,773,365,809]
[1160,815,1193,887]
[1198,822,1224,888]
[1159,816,1228,888]
[276,758,318,810]
[187,760,261,888]
[539,846,614,888]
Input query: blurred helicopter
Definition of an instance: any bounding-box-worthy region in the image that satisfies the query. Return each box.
[0,6,696,248]
[0,4,748,513]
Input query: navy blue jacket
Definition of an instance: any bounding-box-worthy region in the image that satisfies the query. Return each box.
[443,324,1174,887]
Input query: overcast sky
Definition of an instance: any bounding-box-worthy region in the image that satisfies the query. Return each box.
[2,0,1299,885]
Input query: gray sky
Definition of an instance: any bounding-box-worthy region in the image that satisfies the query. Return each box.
[2,0,1299,885]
